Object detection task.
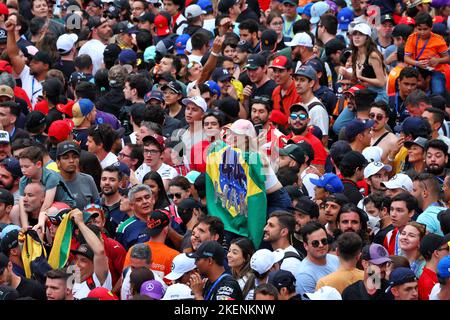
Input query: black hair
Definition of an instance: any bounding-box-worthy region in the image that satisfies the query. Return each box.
[398,66,419,81]
[336,232,362,261]
[75,81,97,101]
[136,30,153,52]
[319,14,338,35]
[197,216,224,243]
[238,19,259,34]
[102,164,124,181]
[142,171,170,210]
[87,124,117,153]
[129,267,154,296]
[126,74,152,99]
[390,192,418,213]
[404,90,431,108]
[415,12,433,28]
[276,166,299,186]
[425,138,448,155]
[79,150,102,190]
[363,192,389,211]
[202,109,227,128]
[413,172,441,198]
[168,175,191,191]
[424,108,445,125]
[300,220,326,243]
[142,106,165,126]
[29,17,46,36]
[74,54,93,70]
[337,203,368,229]
[162,54,182,74]
[370,100,389,117]
[268,210,295,237]
[293,19,310,34]
[191,31,210,51]
[253,283,279,300]
[125,143,144,168]
[0,101,21,118]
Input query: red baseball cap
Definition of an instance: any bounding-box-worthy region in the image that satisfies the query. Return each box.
[154,14,170,36]
[344,84,366,96]
[433,16,445,24]
[0,3,9,15]
[0,60,12,74]
[48,119,74,143]
[34,100,49,115]
[398,16,415,25]
[269,109,289,128]
[269,55,293,70]
[87,287,118,300]
[56,100,75,118]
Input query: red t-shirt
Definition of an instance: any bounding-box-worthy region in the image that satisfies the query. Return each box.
[418,267,438,300]
[102,233,127,287]
[272,80,300,116]
[285,131,328,166]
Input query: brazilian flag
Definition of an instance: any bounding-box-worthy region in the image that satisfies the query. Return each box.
[206,140,267,248]
[48,213,73,269]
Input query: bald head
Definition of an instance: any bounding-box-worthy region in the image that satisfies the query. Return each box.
[23,182,45,214]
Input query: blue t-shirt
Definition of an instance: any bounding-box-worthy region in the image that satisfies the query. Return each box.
[297,254,340,295]
[115,216,147,251]
[416,205,446,236]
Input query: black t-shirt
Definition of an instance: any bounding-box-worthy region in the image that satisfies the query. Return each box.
[203,273,243,301]
[373,224,394,245]
[342,280,394,301]
[236,7,259,23]
[342,179,363,205]
[251,79,277,101]
[16,277,46,300]
[53,59,76,82]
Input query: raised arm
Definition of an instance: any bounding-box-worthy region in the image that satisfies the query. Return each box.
[197,35,224,85]
[5,18,25,75]
[71,209,109,285]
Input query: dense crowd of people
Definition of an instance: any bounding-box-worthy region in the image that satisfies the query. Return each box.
[0,0,449,302]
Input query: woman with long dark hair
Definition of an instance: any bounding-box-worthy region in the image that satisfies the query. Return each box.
[350,23,387,102]
[79,151,102,192]
[142,171,170,210]
[227,237,255,296]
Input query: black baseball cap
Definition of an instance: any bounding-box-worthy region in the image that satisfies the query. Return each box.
[136,12,155,23]
[237,40,252,53]
[261,29,277,51]
[0,158,22,179]
[177,198,202,217]
[71,243,94,261]
[324,193,350,207]
[339,151,368,172]
[392,24,413,38]
[0,285,19,300]
[380,14,395,24]
[32,51,52,66]
[146,209,170,237]
[25,111,47,132]
[420,233,450,259]
[245,54,266,70]
[0,229,19,255]
[278,144,305,165]
[218,0,239,13]
[0,188,14,206]
[268,270,297,291]
[56,141,80,158]
[289,196,319,218]
[103,44,122,62]
[88,16,108,29]
[188,240,224,263]
[161,81,182,95]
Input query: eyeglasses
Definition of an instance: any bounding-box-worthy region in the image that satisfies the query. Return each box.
[290,113,308,121]
[167,192,183,199]
[220,22,234,29]
[310,238,328,248]
[143,149,160,156]
[271,21,283,26]
[369,113,384,121]
[118,152,131,159]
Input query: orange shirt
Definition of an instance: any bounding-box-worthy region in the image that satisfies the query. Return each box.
[272,79,301,116]
[405,32,449,72]
[387,65,405,96]
[123,241,180,280]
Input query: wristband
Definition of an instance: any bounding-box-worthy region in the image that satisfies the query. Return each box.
[210,51,220,57]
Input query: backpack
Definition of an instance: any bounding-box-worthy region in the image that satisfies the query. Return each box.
[280,249,304,264]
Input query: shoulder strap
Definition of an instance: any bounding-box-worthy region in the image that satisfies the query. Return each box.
[282,250,304,263]
[372,131,390,147]
[122,266,130,279]
[86,276,96,290]
[307,101,326,111]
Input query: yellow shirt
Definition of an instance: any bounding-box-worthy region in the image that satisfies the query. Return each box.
[316,267,364,294]
[46,161,59,173]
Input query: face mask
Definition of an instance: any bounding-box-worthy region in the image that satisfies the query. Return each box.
[367,213,380,234]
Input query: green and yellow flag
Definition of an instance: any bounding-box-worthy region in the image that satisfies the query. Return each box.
[206,140,267,248]
[48,214,73,269]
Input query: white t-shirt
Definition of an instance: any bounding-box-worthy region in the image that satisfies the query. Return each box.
[122,132,137,148]
[78,39,106,75]
[302,171,319,198]
[279,246,303,294]
[175,14,187,35]
[188,54,203,64]
[302,97,329,135]
[19,65,42,108]
[203,19,215,33]
[100,152,119,169]
[429,283,441,300]
[135,162,179,183]
[120,267,167,300]
[72,271,112,300]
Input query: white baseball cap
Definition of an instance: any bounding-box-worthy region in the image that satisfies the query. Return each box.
[381,173,413,192]
[0,130,10,144]
[56,33,78,54]
[352,23,372,36]
[285,32,313,48]
[250,249,280,274]
[162,283,195,300]
[362,146,383,163]
[164,253,196,281]
[303,286,342,300]
[363,161,392,179]
[229,119,257,139]
[182,96,207,112]
[185,4,205,18]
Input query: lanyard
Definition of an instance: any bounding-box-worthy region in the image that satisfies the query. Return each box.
[415,36,430,61]
[205,273,228,300]
[394,93,404,117]
[31,78,42,103]
[394,230,401,255]
[283,16,295,37]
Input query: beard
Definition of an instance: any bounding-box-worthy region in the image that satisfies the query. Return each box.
[426,164,446,176]
[289,124,307,136]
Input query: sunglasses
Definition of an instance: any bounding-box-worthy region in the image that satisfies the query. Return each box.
[168,192,183,199]
[310,238,328,248]
[290,113,308,121]
[369,113,384,121]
